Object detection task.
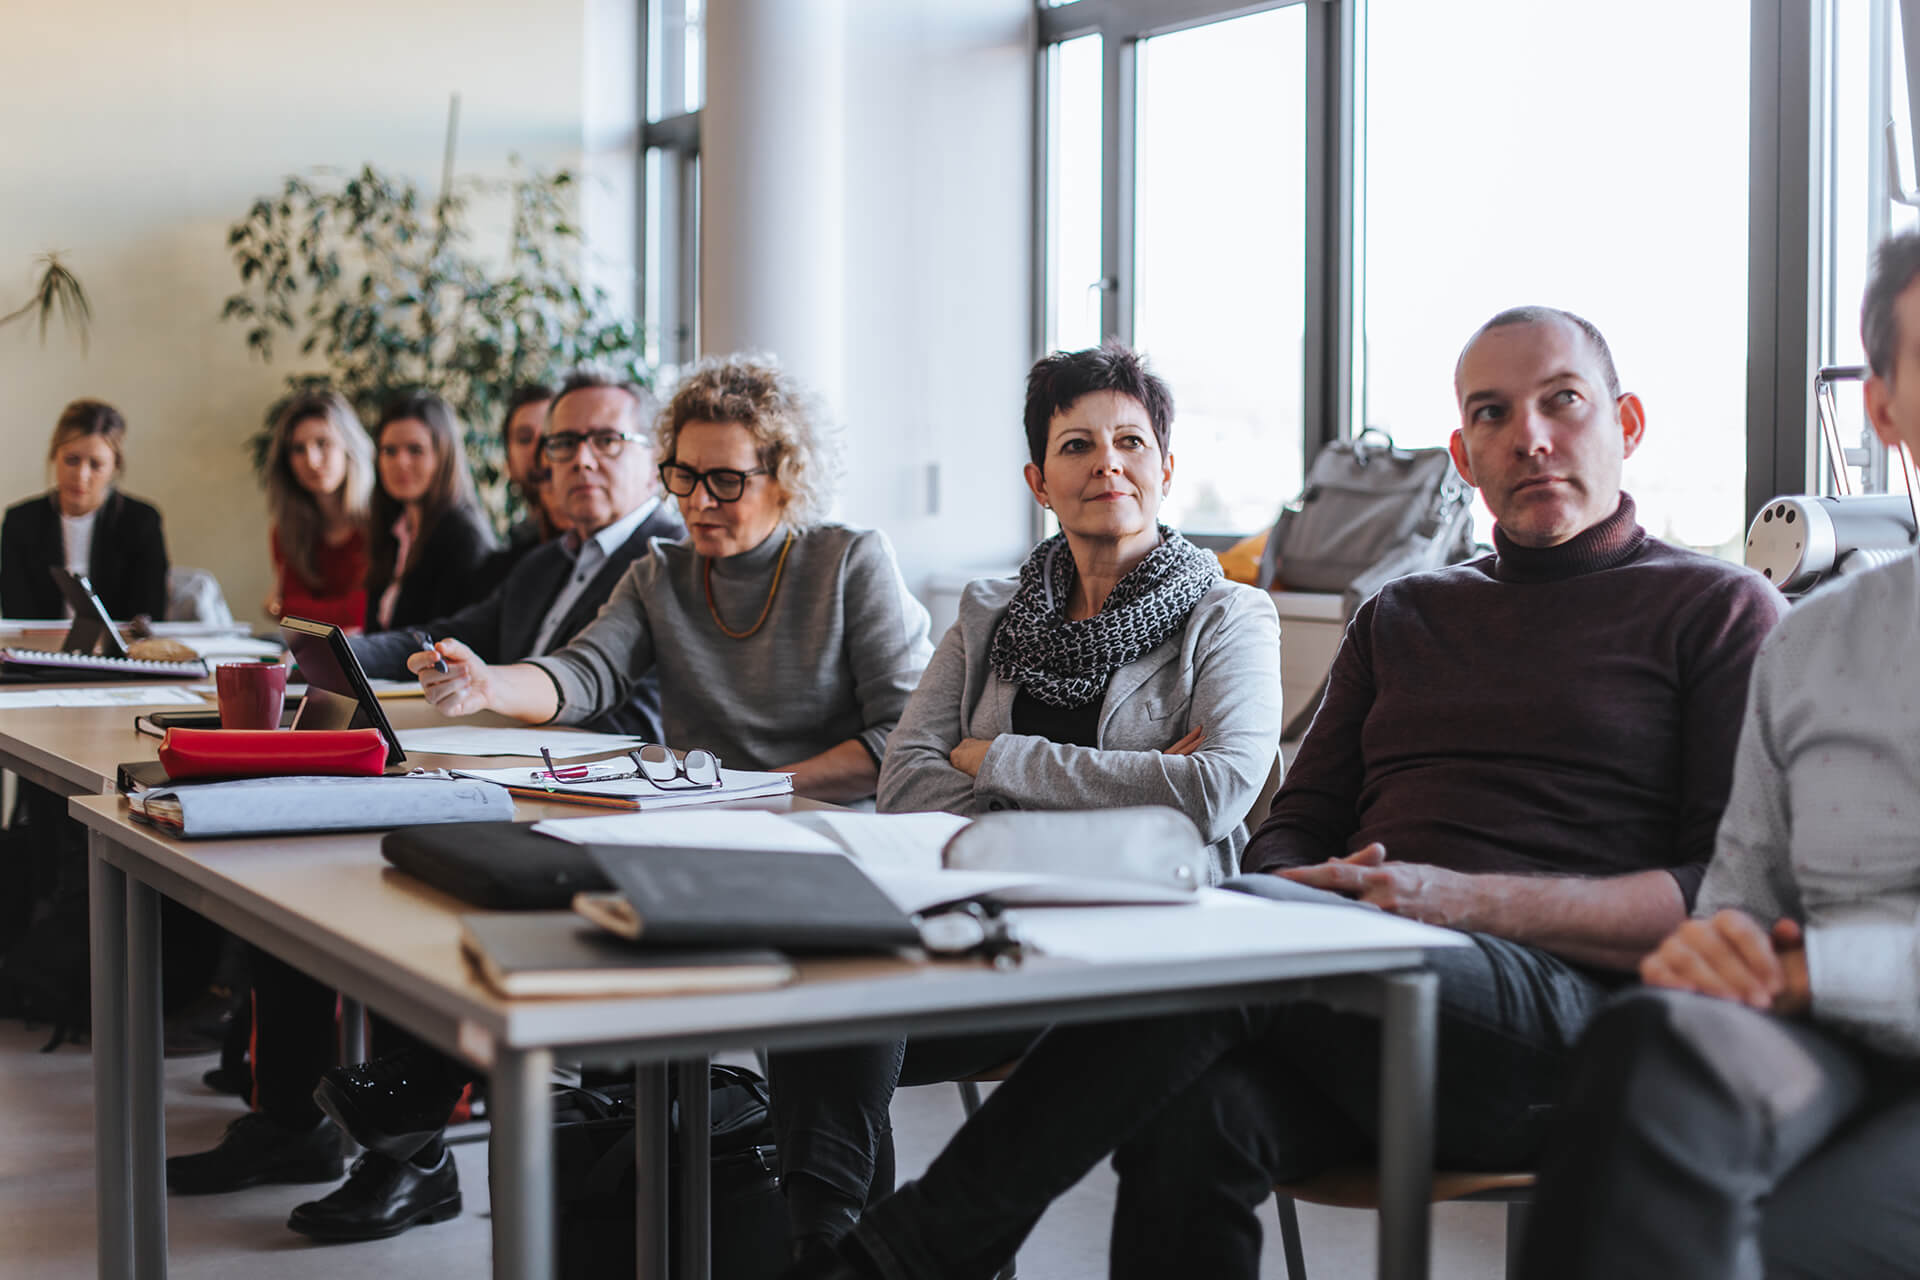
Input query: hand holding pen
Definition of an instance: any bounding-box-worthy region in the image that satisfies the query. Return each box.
[411,630,450,674]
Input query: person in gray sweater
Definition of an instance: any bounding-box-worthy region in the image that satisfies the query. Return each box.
[768,342,1284,1258]
[410,353,932,803]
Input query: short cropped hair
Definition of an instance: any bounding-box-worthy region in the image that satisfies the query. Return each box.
[547,366,655,424]
[1862,231,1920,381]
[656,354,841,527]
[49,399,127,472]
[1457,306,1622,400]
[501,382,558,434]
[1023,341,1174,466]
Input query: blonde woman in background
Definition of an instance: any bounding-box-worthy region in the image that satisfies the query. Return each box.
[1,398,169,620]
[262,389,375,630]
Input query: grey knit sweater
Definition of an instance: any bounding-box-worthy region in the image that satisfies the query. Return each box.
[529,523,933,777]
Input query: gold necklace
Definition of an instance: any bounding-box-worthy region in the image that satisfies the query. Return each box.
[704,531,796,639]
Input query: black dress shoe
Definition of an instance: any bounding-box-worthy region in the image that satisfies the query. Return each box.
[313,1047,469,1162]
[165,1112,345,1195]
[285,1141,462,1243]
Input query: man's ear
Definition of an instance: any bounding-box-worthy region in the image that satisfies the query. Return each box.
[1616,392,1648,460]
[1022,460,1049,508]
[1865,373,1903,449]
[1446,428,1478,489]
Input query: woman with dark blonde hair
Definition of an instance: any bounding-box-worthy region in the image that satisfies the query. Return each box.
[262,389,375,629]
[409,353,931,801]
[364,391,494,631]
[1,398,169,620]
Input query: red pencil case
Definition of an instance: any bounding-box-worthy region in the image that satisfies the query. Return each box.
[157,728,388,781]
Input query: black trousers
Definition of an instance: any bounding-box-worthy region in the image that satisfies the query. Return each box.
[851,912,1615,1279]
[248,946,464,1129]
[1518,987,1920,1280]
[765,1028,1042,1239]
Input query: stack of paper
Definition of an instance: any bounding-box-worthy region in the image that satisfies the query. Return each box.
[457,762,794,812]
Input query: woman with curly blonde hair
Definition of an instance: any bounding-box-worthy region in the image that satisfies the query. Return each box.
[410,354,932,802]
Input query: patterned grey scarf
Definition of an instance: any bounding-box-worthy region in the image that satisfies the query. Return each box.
[989,525,1221,709]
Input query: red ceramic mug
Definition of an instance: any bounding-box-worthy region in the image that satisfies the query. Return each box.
[215,662,289,731]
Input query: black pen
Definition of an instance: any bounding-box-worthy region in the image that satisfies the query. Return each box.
[414,631,449,674]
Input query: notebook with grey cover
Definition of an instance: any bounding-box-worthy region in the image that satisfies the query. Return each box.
[458,912,793,998]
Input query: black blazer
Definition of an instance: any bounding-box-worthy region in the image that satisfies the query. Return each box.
[351,501,686,738]
[0,491,170,620]
[365,505,496,634]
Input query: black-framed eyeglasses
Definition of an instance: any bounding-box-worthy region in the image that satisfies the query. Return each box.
[540,430,643,462]
[533,743,723,791]
[658,461,769,503]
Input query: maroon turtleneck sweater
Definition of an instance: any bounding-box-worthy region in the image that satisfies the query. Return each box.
[1243,496,1786,907]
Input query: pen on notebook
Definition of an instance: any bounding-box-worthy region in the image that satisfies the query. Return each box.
[414,631,449,674]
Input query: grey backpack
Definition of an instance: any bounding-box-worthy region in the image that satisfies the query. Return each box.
[1257,428,1479,736]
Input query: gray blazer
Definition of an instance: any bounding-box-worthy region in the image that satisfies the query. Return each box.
[877,575,1284,881]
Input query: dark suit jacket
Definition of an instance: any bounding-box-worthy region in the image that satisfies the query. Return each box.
[0,491,170,620]
[365,504,496,633]
[351,502,685,738]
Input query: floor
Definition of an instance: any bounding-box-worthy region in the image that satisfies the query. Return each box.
[0,1020,1515,1279]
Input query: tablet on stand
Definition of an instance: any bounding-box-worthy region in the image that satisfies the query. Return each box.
[280,617,407,767]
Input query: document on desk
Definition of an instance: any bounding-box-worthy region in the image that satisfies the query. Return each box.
[536,809,843,852]
[176,635,286,660]
[781,811,973,871]
[860,866,1196,915]
[395,727,644,758]
[0,685,206,710]
[1010,890,1469,963]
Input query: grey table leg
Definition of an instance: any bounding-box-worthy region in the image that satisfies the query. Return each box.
[1375,970,1438,1280]
[126,877,169,1278]
[634,1063,671,1279]
[339,997,368,1066]
[676,1057,712,1280]
[89,842,133,1280]
[492,1047,555,1280]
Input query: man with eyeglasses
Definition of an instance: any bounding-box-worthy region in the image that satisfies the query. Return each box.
[163,367,684,1243]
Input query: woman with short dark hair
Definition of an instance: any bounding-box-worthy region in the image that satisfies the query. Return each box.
[364,391,495,631]
[768,341,1284,1258]
[1,398,169,620]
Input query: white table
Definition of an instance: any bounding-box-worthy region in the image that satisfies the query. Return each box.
[69,794,1448,1280]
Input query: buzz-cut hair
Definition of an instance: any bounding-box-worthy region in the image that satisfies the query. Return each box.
[1455,305,1622,400]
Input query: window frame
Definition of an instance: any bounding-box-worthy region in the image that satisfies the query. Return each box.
[639,0,702,370]
[1034,0,1361,520]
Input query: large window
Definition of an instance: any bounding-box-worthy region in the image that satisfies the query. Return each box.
[1134,9,1308,533]
[1819,0,1920,498]
[1360,0,1751,554]
[1036,0,1328,538]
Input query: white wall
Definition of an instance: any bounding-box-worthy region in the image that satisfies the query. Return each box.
[698,0,1037,600]
[837,0,1037,597]
[0,0,610,621]
[0,0,1032,624]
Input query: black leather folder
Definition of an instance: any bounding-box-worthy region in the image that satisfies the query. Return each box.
[585,846,922,952]
[381,821,614,910]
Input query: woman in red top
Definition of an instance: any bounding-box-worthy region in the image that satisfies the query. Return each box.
[263,390,375,631]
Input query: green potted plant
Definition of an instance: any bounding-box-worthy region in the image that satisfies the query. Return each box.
[223,124,645,521]
[2,254,91,350]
